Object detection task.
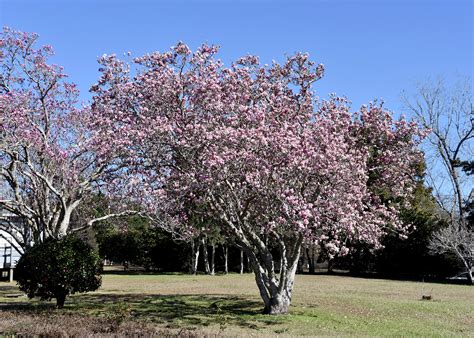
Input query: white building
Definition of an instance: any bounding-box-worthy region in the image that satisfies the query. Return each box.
[0,209,22,268]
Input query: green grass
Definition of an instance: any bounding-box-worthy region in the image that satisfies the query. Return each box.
[1,273,473,336]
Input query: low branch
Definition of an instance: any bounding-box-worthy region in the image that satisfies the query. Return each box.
[70,210,152,233]
[0,228,25,255]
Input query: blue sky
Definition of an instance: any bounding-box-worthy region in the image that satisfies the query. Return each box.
[0,0,472,114]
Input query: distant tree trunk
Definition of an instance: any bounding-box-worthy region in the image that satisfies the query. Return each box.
[306,247,315,274]
[202,237,210,275]
[191,239,201,275]
[56,293,67,309]
[210,243,215,275]
[223,245,228,274]
[240,249,244,274]
[327,258,334,274]
[467,270,473,285]
[297,252,304,273]
[457,252,473,285]
[460,253,473,285]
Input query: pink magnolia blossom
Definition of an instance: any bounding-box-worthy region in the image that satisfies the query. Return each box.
[92,43,426,314]
[0,28,139,250]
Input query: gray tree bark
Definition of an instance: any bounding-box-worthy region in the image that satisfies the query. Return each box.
[223,245,228,274]
[202,237,210,275]
[306,246,315,274]
[208,191,305,314]
[191,239,201,275]
[242,234,303,315]
[210,243,215,275]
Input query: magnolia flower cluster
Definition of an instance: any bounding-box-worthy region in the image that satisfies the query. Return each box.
[92,43,426,254]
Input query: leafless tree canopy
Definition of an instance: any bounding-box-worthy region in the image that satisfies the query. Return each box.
[403,76,473,283]
[428,222,473,283]
[403,77,473,221]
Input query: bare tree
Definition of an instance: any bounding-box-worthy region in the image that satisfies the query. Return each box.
[403,77,473,221]
[429,222,473,284]
[403,76,473,281]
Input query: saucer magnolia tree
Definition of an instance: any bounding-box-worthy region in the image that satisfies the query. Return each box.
[93,44,425,314]
[0,28,135,253]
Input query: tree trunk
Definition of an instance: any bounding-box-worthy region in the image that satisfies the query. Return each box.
[190,240,195,274]
[467,270,473,285]
[297,256,303,274]
[327,258,334,274]
[57,210,72,238]
[245,234,303,315]
[57,201,81,238]
[56,293,67,309]
[191,239,201,275]
[262,260,299,315]
[240,249,244,274]
[213,205,304,315]
[252,254,300,315]
[210,244,215,275]
[57,222,69,238]
[462,262,473,285]
[457,255,473,285]
[306,247,315,274]
[223,245,228,274]
[202,238,210,275]
[264,293,292,315]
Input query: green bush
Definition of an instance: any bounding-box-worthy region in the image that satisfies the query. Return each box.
[15,236,102,308]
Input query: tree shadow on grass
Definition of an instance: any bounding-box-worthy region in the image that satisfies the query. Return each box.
[0,292,287,331]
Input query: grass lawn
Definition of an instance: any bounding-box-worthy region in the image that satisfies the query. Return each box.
[0,273,472,336]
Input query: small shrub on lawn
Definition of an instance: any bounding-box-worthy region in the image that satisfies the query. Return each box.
[15,236,103,308]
